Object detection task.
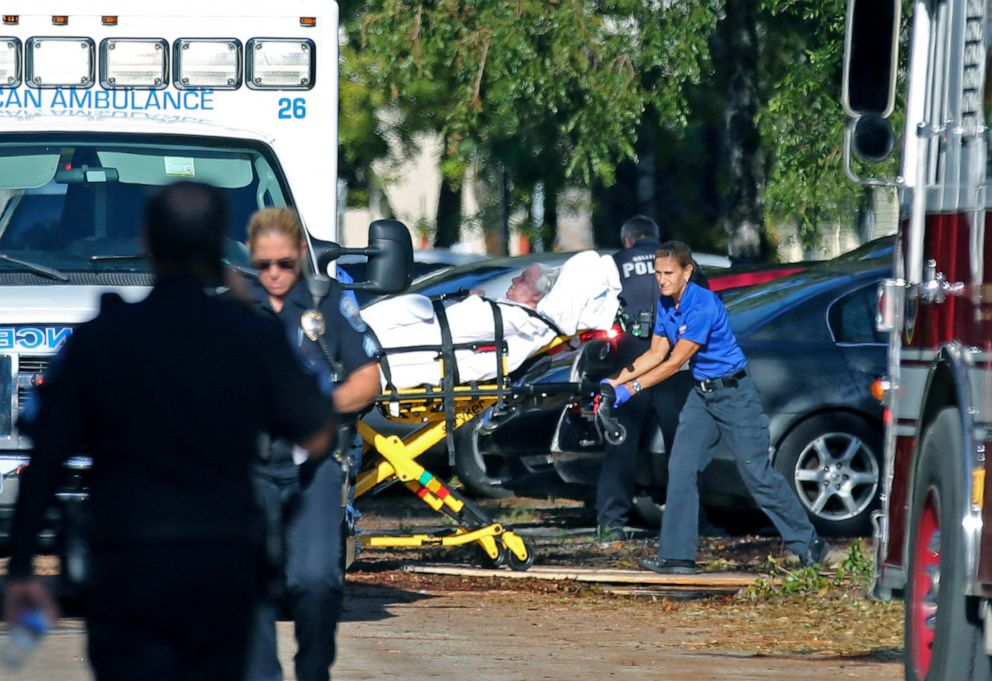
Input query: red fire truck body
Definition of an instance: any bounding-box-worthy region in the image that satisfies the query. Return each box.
[845,1,992,679]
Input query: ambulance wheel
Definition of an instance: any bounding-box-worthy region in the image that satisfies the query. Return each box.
[454,422,512,499]
[506,539,535,572]
[904,407,990,681]
[476,543,506,569]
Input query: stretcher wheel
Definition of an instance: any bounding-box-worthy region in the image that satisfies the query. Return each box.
[476,543,506,569]
[506,539,535,572]
[603,424,626,446]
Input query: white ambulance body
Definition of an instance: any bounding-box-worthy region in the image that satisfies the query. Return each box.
[0,0,340,540]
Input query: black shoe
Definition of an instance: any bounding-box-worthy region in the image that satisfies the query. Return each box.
[639,556,700,575]
[594,526,625,542]
[797,536,830,568]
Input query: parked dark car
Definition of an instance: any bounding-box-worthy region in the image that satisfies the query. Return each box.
[711,235,894,293]
[552,260,891,536]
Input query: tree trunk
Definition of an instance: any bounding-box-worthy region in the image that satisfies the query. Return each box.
[433,140,463,248]
[720,0,766,262]
[541,180,558,252]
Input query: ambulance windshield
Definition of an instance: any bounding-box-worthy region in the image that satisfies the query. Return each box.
[0,133,292,275]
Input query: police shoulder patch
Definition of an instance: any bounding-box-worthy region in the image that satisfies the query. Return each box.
[340,294,367,332]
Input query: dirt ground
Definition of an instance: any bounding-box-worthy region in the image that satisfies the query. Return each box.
[333,492,905,680]
[0,492,905,680]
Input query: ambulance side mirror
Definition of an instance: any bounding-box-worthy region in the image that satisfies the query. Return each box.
[313,219,414,294]
[362,219,414,294]
[842,0,900,118]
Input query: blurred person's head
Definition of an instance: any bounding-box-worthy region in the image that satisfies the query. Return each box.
[620,215,661,249]
[506,263,559,308]
[247,207,307,305]
[143,181,228,284]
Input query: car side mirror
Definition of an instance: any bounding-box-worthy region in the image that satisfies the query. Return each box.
[312,219,413,294]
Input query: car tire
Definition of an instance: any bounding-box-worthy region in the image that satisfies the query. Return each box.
[773,412,882,537]
[904,407,990,681]
[452,421,512,499]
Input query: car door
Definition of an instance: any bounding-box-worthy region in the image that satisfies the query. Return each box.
[828,281,889,400]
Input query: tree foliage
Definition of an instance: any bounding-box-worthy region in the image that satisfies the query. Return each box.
[340,0,895,255]
[758,0,864,248]
[351,0,719,192]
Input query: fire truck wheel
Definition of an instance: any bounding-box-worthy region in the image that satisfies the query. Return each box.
[453,421,512,499]
[774,412,882,537]
[904,407,990,681]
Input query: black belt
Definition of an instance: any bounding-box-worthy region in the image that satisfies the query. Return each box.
[695,368,747,393]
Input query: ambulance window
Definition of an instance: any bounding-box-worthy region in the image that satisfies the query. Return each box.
[0,135,294,273]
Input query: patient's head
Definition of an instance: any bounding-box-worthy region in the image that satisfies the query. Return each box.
[506,264,559,308]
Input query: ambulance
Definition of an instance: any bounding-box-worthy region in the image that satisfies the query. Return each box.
[0,1,405,547]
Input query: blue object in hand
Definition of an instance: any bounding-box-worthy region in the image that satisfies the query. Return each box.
[613,383,633,408]
[1,608,49,670]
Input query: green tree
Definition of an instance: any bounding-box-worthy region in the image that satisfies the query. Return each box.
[351,0,719,252]
[759,0,865,251]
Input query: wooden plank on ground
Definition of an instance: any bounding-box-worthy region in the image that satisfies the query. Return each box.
[404,563,770,588]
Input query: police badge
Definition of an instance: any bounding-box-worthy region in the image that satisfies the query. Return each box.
[300,309,326,341]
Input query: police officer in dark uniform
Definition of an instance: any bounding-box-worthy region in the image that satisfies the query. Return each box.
[3,182,336,681]
[595,216,664,539]
[244,207,380,681]
[604,241,828,574]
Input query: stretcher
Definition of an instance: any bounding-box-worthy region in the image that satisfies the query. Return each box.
[352,296,625,571]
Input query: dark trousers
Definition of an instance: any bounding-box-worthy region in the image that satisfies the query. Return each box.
[596,372,692,529]
[246,456,345,681]
[595,388,653,528]
[87,542,261,681]
[657,374,816,560]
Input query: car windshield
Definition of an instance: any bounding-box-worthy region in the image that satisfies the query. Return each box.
[723,266,880,336]
[0,133,293,277]
[409,265,519,297]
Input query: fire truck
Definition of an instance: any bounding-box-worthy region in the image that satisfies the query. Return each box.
[0,1,410,553]
[844,0,992,679]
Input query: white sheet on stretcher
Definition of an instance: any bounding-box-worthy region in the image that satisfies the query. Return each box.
[361,250,621,389]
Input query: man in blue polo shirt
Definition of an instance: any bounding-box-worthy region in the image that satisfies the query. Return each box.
[604,240,828,574]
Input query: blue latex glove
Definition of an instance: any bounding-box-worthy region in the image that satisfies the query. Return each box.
[613,383,633,408]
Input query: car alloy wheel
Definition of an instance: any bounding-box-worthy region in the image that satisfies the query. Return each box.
[775,413,881,536]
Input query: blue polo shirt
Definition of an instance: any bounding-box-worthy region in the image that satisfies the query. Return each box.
[653,281,747,381]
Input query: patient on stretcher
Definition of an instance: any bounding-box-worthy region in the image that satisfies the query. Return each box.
[361,251,621,390]
[473,263,560,308]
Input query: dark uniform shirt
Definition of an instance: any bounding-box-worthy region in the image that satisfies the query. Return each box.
[249,276,379,475]
[8,275,334,578]
[613,238,662,322]
[612,238,662,362]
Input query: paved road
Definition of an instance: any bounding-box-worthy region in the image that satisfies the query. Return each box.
[6,587,902,681]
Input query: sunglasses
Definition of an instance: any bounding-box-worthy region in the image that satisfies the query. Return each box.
[252,258,298,272]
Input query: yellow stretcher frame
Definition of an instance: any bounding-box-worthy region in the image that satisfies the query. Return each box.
[352,337,551,571]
